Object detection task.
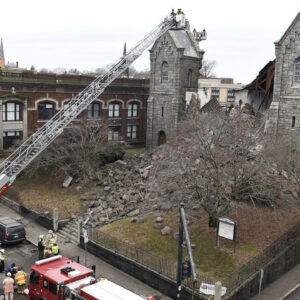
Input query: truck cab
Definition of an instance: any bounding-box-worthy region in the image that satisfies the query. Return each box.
[25,255,148,300]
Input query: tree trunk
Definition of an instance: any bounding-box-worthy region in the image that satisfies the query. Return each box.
[209,216,218,228]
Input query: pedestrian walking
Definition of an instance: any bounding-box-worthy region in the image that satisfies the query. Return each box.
[3,272,14,300]
[14,267,27,294]
[38,235,45,260]
[0,249,5,273]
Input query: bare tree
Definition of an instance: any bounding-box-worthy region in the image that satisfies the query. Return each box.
[200,59,217,78]
[28,119,125,181]
[149,110,288,227]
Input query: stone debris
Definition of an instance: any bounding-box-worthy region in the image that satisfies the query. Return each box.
[62,176,73,188]
[161,226,171,235]
[77,153,178,228]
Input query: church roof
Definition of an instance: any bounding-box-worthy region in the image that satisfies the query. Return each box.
[168,29,200,58]
[278,12,300,44]
[0,38,4,59]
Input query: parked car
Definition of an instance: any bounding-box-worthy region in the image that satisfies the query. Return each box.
[0,217,26,244]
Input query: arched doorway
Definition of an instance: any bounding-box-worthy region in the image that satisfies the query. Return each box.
[158,131,167,146]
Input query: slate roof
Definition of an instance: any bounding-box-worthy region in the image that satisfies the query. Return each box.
[168,29,200,58]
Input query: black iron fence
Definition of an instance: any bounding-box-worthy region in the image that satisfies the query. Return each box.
[223,221,300,293]
[88,228,213,292]
[88,220,300,297]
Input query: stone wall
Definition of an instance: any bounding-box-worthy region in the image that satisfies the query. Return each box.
[265,13,300,149]
[146,28,203,150]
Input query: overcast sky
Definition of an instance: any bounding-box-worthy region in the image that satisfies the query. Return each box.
[1,0,299,84]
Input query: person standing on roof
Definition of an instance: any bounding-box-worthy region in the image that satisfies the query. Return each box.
[38,235,45,260]
[175,9,185,29]
[14,267,27,294]
[3,272,14,300]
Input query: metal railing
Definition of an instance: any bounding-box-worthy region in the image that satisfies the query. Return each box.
[88,220,300,296]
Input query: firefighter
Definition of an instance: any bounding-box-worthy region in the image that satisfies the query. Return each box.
[3,272,14,300]
[51,243,59,255]
[44,247,53,259]
[0,249,5,273]
[38,235,45,260]
[14,267,27,294]
[46,230,57,246]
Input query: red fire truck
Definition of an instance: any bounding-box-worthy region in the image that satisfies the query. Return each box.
[24,255,150,300]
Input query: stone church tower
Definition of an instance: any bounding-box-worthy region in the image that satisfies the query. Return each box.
[265,13,300,149]
[0,39,5,69]
[146,22,204,150]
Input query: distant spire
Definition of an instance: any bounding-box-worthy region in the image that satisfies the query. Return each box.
[122,42,129,78]
[123,42,127,57]
[0,38,4,60]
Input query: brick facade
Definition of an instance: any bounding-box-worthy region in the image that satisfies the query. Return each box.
[0,71,149,150]
[265,13,300,150]
[146,26,204,150]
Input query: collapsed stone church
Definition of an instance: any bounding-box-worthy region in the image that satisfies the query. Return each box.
[264,12,300,149]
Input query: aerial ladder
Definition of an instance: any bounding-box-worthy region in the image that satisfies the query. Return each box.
[0,14,178,196]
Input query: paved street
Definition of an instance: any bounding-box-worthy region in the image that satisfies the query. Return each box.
[0,203,170,299]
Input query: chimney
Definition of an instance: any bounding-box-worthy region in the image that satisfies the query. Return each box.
[16,61,19,68]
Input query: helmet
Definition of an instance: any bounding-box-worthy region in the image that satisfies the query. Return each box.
[7,272,11,277]
[0,249,5,253]
[50,238,55,243]
[40,235,44,239]
[48,230,53,234]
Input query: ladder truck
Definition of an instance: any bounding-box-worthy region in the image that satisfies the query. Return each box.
[0,13,179,196]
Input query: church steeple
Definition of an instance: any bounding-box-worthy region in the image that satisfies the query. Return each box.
[0,38,5,69]
[122,42,129,78]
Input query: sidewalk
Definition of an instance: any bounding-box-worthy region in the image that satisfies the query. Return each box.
[251,263,300,300]
[0,203,170,299]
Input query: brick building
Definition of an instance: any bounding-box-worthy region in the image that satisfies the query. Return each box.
[0,66,149,150]
[265,13,300,149]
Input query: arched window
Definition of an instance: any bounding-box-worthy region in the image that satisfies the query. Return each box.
[128,102,138,117]
[161,61,168,83]
[38,102,54,120]
[3,102,20,121]
[187,69,192,88]
[88,101,101,119]
[293,58,300,85]
[108,102,120,118]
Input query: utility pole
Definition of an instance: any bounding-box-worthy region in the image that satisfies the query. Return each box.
[176,203,197,300]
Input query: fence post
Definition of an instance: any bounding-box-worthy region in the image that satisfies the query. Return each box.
[53,208,58,232]
[214,281,222,300]
[78,219,82,245]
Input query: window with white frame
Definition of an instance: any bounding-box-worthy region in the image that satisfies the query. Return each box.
[108,102,120,118]
[293,58,300,85]
[38,102,54,120]
[108,126,121,141]
[227,89,235,102]
[88,102,100,119]
[128,103,138,117]
[3,102,20,121]
[127,125,137,139]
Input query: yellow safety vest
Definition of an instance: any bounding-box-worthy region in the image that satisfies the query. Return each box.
[52,245,59,255]
[15,271,26,285]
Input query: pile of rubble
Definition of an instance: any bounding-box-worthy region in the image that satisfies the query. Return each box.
[77,153,175,228]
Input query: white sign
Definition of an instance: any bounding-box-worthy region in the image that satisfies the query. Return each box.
[199,283,227,296]
[218,217,235,240]
[83,228,88,244]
